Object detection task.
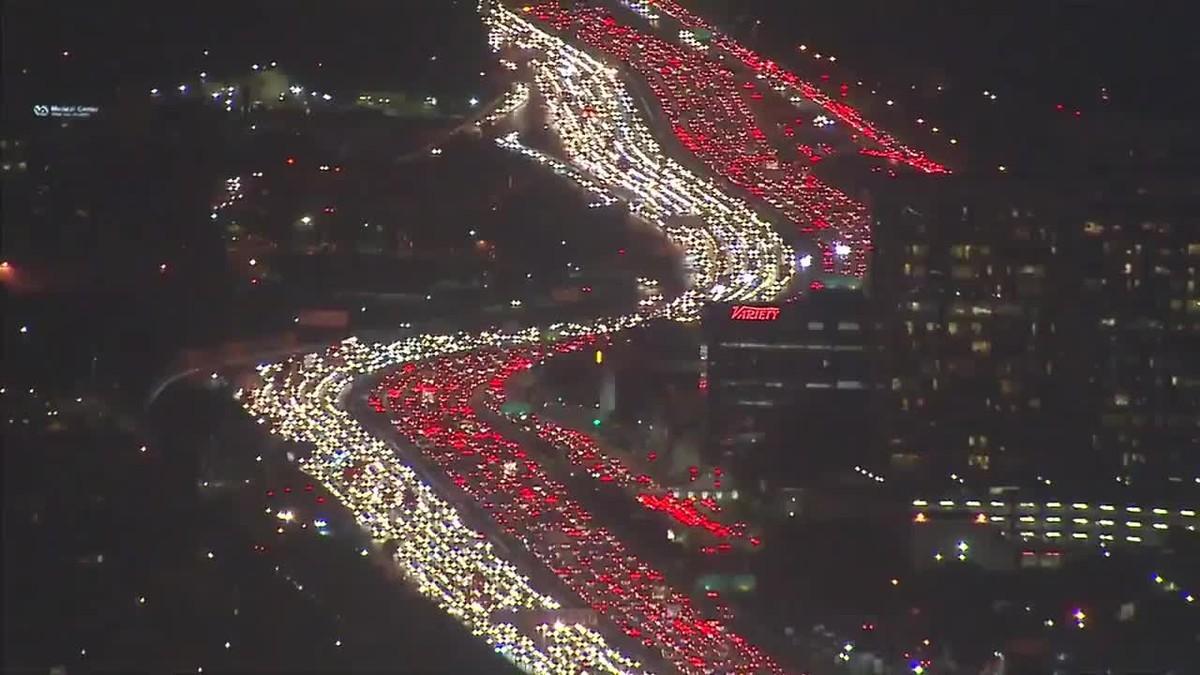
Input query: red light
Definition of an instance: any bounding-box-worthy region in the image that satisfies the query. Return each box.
[285,156,296,165]
[283,486,292,494]
[265,490,275,498]
[1055,103,1065,111]
[316,496,326,504]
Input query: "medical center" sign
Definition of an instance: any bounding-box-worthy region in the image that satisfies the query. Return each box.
[33,104,100,119]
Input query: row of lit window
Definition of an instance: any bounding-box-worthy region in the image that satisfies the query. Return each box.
[718,341,865,352]
[919,499,1190,513]
[1019,531,1147,543]
[917,512,1174,529]
[804,321,863,331]
[914,499,1197,518]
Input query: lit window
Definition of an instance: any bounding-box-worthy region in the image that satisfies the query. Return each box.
[967,454,990,470]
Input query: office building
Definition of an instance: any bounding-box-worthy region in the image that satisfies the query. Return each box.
[701,288,881,489]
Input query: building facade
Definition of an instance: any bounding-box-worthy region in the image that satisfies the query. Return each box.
[701,288,881,489]
[870,176,1200,487]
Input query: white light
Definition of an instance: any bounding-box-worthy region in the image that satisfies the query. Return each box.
[469,97,480,106]
[834,243,851,257]
[799,254,813,269]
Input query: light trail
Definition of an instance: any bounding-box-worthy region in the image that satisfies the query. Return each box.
[650,0,950,176]
[479,339,756,549]
[373,342,782,673]
[519,2,871,276]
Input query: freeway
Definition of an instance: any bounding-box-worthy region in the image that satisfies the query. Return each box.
[236,1,946,673]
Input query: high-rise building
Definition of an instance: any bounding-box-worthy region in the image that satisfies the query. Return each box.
[1071,179,1200,482]
[870,176,1200,486]
[701,287,881,490]
[870,179,1069,480]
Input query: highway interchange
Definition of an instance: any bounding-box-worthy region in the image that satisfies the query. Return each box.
[237,1,945,672]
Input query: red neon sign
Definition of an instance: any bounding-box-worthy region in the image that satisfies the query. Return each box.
[730,305,780,321]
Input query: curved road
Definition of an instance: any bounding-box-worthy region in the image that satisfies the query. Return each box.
[234,2,946,673]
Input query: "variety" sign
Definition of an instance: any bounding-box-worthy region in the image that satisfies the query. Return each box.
[729,305,780,321]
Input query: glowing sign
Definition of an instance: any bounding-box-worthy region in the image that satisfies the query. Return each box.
[729,305,780,321]
[33,104,100,119]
